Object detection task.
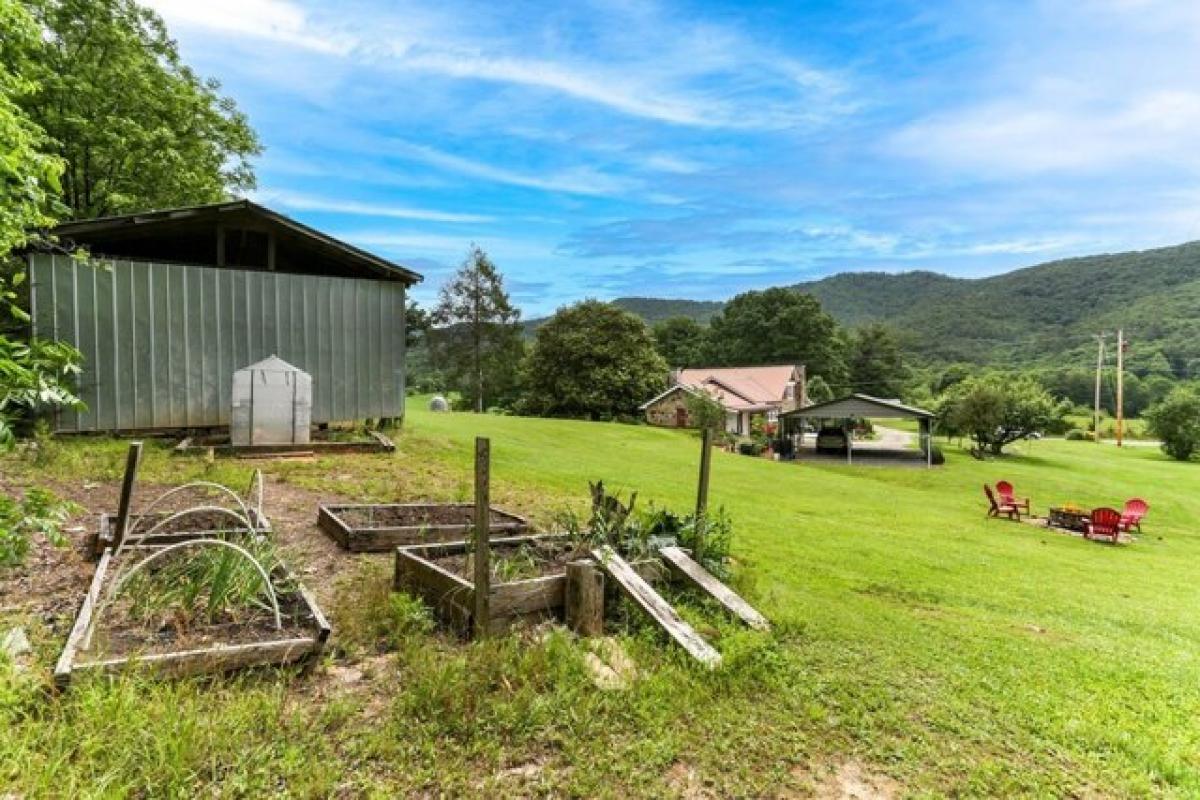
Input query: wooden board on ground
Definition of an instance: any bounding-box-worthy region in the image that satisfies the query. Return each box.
[592,545,721,668]
[659,546,769,631]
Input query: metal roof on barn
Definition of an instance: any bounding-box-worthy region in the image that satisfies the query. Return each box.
[50,199,422,284]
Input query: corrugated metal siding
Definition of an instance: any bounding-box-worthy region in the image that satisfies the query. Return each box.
[29,254,407,431]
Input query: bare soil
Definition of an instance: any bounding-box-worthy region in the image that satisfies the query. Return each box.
[124,508,266,536]
[330,503,523,531]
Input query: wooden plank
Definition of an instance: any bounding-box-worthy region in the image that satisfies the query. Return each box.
[316,504,351,548]
[659,546,769,631]
[489,575,564,617]
[368,429,396,452]
[592,545,721,667]
[565,560,605,637]
[473,437,490,639]
[54,548,113,689]
[112,442,143,551]
[73,637,318,679]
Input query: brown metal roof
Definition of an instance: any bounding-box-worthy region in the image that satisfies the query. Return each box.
[676,364,800,405]
[51,199,422,284]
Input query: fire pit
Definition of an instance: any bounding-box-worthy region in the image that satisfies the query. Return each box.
[1048,506,1090,533]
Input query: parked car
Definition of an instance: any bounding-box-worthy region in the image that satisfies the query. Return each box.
[816,427,848,455]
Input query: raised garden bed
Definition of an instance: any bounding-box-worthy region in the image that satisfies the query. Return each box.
[90,507,271,559]
[319,502,528,552]
[393,534,666,636]
[174,428,394,458]
[55,548,329,689]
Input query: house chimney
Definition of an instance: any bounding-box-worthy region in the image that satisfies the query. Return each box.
[669,368,681,386]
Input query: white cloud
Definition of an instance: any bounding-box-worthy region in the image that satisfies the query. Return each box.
[260,189,493,223]
[889,88,1200,177]
[143,0,352,54]
[388,141,640,197]
[345,230,552,260]
[148,0,848,131]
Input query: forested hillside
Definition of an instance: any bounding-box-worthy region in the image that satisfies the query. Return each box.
[609,297,724,325]
[604,241,1200,383]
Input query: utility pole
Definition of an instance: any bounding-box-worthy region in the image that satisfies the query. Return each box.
[1093,334,1105,443]
[1116,329,1125,447]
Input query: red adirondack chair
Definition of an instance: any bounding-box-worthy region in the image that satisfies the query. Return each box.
[984,484,1021,520]
[1085,507,1122,543]
[995,480,1031,516]
[1120,498,1148,533]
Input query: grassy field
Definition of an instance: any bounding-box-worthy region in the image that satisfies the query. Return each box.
[2,405,1198,797]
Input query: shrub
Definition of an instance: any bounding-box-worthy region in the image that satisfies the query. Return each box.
[1064,429,1087,441]
[1145,387,1200,461]
[737,440,764,456]
[929,445,945,465]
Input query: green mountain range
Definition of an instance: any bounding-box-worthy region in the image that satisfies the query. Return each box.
[609,240,1200,378]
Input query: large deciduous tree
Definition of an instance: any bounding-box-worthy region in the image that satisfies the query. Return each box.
[848,323,907,397]
[520,300,667,419]
[941,374,1065,457]
[0,0,82,447]
[431,246,522,412]
[704,288,845,381]
[15,0,260,219]
[653,316,707,368]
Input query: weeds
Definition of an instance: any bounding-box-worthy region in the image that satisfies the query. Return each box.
[123,537,292,633]
[0,486,76,567]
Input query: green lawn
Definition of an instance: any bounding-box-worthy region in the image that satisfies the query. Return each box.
[2,407,1198,797]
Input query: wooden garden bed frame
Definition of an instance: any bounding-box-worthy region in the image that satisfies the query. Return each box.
[393,533,666,636]
[54,548,330,690]
[319,502,528,552]
[90,507,272,560]
[174,429,394,457]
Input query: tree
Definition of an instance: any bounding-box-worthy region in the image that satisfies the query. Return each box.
[684,390,725,431]
[704,288,845,381]
[942,374,1065,457]
[14,0,260,219]
[1145,387,1200,461]
[431,246,521,412]
[405,300,430,350]
[805,375,834,404]
[520,300,667,419]
[0,0,82,448]
[653,316,707,368]
[848,323,907,397]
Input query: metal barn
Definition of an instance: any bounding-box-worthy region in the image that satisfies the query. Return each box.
[28,200,422,432]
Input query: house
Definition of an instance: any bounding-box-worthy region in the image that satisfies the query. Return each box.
[27,199,422,432]
[640,364,806,435]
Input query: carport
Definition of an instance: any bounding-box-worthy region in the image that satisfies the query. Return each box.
[779,393,938,468]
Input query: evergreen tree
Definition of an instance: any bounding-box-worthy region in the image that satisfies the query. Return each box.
[848,323,907,397]
[431,246,521,412]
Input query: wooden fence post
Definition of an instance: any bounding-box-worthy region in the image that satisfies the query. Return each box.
[694,428,712,563]
[565,559,605,636]
[111,441,143,552]
[473,437,490,639]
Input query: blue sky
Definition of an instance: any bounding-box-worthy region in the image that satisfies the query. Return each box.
[145,0,1200,315]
